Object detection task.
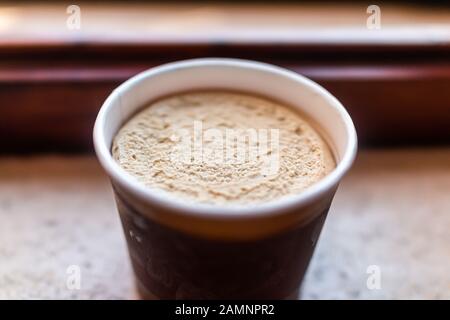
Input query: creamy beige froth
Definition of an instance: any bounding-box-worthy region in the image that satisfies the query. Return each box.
[112,91,335,205]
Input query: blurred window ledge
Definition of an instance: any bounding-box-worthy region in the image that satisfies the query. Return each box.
[0,2,450,152]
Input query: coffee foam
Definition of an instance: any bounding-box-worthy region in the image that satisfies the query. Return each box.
[112,91,335,205]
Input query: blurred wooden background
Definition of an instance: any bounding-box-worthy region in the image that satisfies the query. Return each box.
[1,2,450,152]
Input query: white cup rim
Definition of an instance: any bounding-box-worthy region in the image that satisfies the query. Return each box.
[93,58,357,220]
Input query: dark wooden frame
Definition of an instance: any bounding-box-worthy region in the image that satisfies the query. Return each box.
[1,41,450,152]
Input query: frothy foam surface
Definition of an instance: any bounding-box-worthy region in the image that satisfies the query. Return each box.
[112,91,335,205]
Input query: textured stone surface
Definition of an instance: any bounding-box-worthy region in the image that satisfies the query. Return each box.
[0,149,449,299]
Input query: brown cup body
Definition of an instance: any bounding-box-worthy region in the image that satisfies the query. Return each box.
[113,183,336,300]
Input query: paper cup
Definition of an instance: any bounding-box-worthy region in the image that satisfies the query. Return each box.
[93,58,357,299]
